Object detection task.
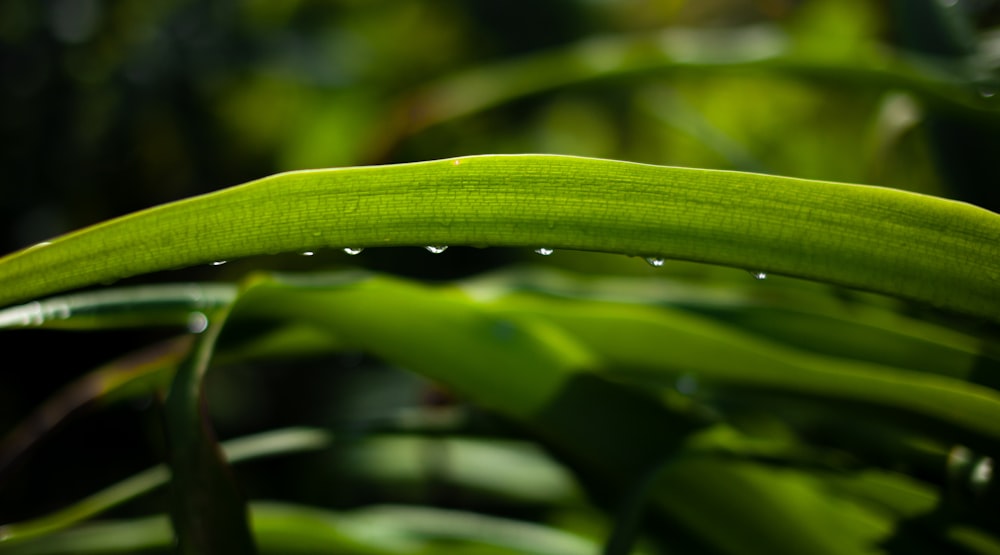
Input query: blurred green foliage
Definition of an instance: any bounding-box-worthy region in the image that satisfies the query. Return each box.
[2,0,1000,553]
[3,0,998,253]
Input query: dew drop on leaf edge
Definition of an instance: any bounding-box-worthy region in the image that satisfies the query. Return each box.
[645,257,664,267]
[971,457,994,495]
[425,245,448,254]
[535,247,554,256]
[343,247,364,255]
[187,312,209,334]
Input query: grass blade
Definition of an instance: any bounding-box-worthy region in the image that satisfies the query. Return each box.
[0,502,604,555]
[231,273,1000,458]
[382,25,998,150]
[0,284,236,331]
[163,305,256,554]
[491,291,1000,457]
[229,273,993,553]
[0,428,331,545]
[0,155,997,321]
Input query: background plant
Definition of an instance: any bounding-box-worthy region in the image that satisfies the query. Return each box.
[1,1,1000,554]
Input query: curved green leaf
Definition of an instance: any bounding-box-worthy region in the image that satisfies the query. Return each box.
[0,502,604,555]
[163,302,256,554]
[492,290,1000,456]
[459,267,1000,382]
[0,284,236,330]
[384,25,999,146]
[218,271,981,554]
[0,428,331,544]
[232,273,1000,458]
[0,155,997,321]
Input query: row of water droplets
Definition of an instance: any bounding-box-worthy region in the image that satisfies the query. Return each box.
[538,248,765,278]
[207,246,444,266]
[0,284,231,334]
[208,246,767,279]
[0,299,71,327]
[256,246,765,279]
[948,445,995,499]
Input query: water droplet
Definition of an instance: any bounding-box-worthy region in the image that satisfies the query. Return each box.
[452,159,462,166]
[425,245,448,254]
[535,247,554,256]
[748,271,767,280]
[50,302,71,320]
[300,251,315,256]
[645,257,665,267]
[187,312,209,334]
[949,445,973,468]
[343,247,364,255]
[24,302,43,326]
[211,260,228,266]
[24,241,52,252]
[971,457,994,495]
[979,86,997,99]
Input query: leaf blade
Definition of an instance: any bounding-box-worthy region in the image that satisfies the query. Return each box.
[0,155,997,320]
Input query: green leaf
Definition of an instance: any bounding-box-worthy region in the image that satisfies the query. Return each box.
[338,435,583,506]
[0,284,236,331]
[226,272,997,553]
[460,267,1000,383]
[0,428,331,544]
[389,24,998,145]
[0,155,997,322]
[0,502,604,555]
[489,289,1000,457]
[163,304,256,554]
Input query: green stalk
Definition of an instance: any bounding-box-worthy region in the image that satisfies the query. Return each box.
[164,304,256,554]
